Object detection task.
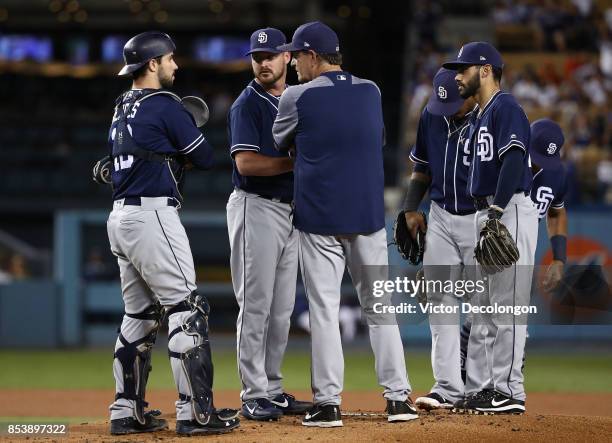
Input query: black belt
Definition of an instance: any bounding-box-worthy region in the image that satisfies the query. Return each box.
[474,191,529,211]
[123,197,179,207]
[449,208,477,216]
[258,194,293,204]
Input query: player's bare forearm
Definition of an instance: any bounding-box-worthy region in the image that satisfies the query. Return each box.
[546,206,567,238]
[234,151,294,176]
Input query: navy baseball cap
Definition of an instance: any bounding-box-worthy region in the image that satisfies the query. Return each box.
[442,41,504,70]
[530,119,564,169]
[426,68,465,116]
[276,21,340,54]
[246,28,287,56]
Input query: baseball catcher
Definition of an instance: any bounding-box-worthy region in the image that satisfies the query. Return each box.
[473,205,520,275]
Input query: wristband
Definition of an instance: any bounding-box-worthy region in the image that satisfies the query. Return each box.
[550,235,567,263]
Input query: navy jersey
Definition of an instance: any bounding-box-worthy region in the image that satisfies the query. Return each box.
[273,71,385,235]
[410,108,475,215]
[466,91,532,197]
[227,80,293,199]
[530,165,567,219]
[108,89,213,202]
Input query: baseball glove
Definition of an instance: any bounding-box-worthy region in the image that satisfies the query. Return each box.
[93,155,112,185]
[181,96,209,128]
[393,210,426,265]
[474,207,520,275]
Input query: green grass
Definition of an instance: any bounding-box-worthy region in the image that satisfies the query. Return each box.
[0,349,610,393]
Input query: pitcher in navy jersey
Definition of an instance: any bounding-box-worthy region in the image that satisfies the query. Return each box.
[443,41,539,414]
[401,68,477,411]
[273,21,417,427]
[104,31,239,436]
[226,27,311,422]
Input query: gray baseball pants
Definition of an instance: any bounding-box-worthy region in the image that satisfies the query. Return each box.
[106,197,204,421]
[467,193,538,401]
[423,202,477,403]
[298,228,411,406]
[226,189,298,401]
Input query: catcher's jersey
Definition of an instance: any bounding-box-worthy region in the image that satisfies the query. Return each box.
[228,80,293,199]
[530,165,567,219]
[410,108,476,215]
[466,91,532,197]
[273,71,385,235]
[108,89,213,202]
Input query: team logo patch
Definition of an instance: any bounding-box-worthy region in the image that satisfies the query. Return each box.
[480,55,486,61]
[547,142,557,155]
[257,32,268,44]
[476,126,494,162]
[437,86,447,100]
[337,74,346,80]
[304,42,310,47]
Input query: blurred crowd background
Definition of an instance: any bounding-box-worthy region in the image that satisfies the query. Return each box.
[405,0,612,205]
[0,0,610,293]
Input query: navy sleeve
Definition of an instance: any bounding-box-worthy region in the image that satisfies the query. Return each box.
[228,103,261,156]
[163,101,213,169]
[493,102,530,158]
[492,148,524,209]
[551,169,568,209]
[409,110,429,165]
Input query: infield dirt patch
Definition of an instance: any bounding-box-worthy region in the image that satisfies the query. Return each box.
[1,389,611,442]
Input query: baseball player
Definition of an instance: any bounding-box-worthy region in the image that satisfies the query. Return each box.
[272,21,418,427]
[399,68,477,411]
[443,41,539,414]
[226,27,311,421]
[101,31,239,435]
[459,118,568,393]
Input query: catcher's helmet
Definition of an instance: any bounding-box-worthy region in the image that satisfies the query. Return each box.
[118,31,176,76]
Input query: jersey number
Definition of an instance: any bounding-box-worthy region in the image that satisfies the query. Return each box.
[476,127,494,162]
[462,138,471,167]
[114,155,134,171]
[535,186,554,218]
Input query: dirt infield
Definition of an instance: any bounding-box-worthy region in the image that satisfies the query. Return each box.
[2,389,611,442]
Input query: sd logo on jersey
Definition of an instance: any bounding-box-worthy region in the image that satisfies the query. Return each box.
[476,127,494,162]
[535,186,554,217]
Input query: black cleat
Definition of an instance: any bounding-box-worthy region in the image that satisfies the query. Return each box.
[386,398,419,422]
[241,398,283,421]
[176,410,240,436]
[466,390,525,415]
[270,392,313,415]
[302,404,343,427]
[110,413,168,435]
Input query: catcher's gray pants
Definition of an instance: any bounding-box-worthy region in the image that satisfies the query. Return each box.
[467,193,538,401]
[107,197,203,421]
[423,202,477,403]
[226,189,298,401]
[299,228,411,406]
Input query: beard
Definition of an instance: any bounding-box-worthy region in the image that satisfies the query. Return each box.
[159,70,175,88]
[459,73,480,99]
[256,67,284,86]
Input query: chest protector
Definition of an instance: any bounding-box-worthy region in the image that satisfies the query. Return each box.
[112,89,182,163]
